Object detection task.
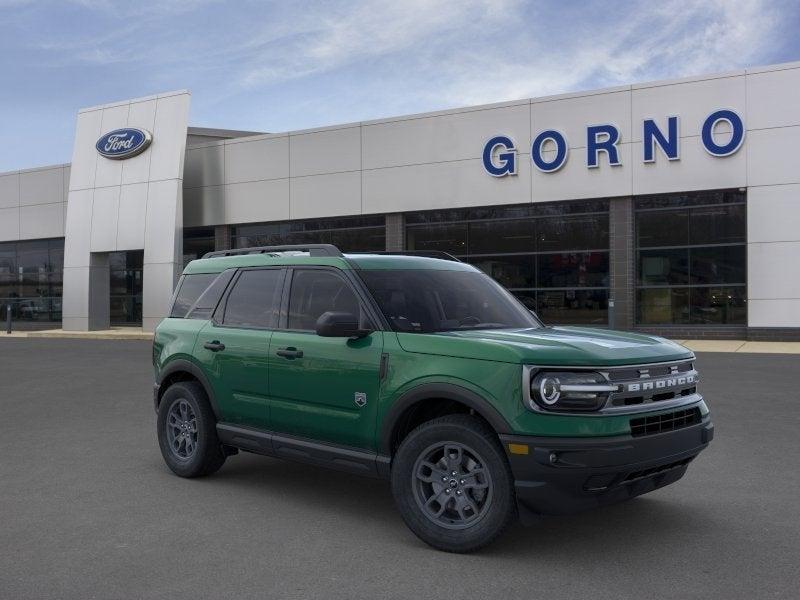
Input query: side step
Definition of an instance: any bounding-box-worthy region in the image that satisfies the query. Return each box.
[216,423,389,479]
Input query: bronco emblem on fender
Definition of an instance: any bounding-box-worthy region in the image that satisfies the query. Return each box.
[354,392,367,408]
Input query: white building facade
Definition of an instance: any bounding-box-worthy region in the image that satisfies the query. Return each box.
[1,61,799,339]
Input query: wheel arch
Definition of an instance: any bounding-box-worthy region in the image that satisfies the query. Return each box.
[380,383,512,456]
[156,359,220,420]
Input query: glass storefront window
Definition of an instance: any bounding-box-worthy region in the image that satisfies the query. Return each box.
[466,255,535,289]
[690,245,746,285]
[536,215,608,252]
[183,227,215,265]
[0,238,64,325]
[637,288,690,325]
[406,223,467,254]
[109,250,143,325]
[638,249,690,286]
[536,289,609,325]
[635,190,746,326]
[468,220,533,254]
[690,286,747,325]
[689,204,746,245]
[637,210,689,247]
[406,200,610,325]
[537,252,609,288]
[232,215,385,252]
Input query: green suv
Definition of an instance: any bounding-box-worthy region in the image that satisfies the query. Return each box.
[153,244,713,552]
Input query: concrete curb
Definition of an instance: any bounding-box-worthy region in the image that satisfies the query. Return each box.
[672,339,800,354]
[2,331,800,353]
[3,328,153,341]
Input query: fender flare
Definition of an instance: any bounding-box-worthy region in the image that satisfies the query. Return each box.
[156,359,221,420]
[380,383,512,455]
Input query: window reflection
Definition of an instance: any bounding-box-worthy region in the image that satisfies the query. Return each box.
[183,227,215,266]
[232,215,386,252]
[635,190,746,325]
[0,238,64,325]
[406,201,610,325]
[109,250,143,325]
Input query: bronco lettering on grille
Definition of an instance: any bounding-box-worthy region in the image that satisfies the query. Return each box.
[627,374,695,393]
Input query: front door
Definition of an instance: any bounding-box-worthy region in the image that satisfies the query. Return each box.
[268,267,383,449]
[196,267,285,429]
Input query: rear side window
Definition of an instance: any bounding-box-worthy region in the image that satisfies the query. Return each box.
[287,269,363,331]
[222,269,283,328]
[171,273,218,318]
[186,269,235,320]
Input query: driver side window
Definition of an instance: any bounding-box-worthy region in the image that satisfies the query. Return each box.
[286,269,365,331]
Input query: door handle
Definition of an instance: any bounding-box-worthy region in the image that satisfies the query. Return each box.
[204,340,226,352]
[276,347,303,359]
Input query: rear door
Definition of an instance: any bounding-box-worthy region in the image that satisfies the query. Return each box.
[196,267,285,430]
[268,267,384,449]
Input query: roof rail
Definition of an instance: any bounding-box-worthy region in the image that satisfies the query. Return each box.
[202,244,344,259]
[349,250,462,262]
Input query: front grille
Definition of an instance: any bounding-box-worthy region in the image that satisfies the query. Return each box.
[629,407,701,437]
[608,360,698,408]
[607,360,693,382]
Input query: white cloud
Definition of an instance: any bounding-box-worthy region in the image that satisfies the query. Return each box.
[192,0,786,117]
[15,0,788,104]
[238,0,517,87]
[408,0,785,107]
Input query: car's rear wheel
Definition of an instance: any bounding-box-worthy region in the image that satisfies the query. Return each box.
[157,381,225,478]
[391,414,517,553]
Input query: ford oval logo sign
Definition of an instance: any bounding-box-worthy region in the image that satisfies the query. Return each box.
[95,128,152,160]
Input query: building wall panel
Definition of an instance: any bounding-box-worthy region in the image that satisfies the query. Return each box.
[290,126,360,177]
[362,102,530,170]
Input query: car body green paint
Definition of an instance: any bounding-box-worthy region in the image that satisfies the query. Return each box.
[154,250,712,516]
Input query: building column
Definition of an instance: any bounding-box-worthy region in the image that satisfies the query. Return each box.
[214,225,231,251]
[142,180,183,333]
[385,213,405,251]
[87,253,111,330]
[609,197,634,331]
[63,252,111,331]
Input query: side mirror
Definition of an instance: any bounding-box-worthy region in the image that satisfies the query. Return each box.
[315,311,372,338]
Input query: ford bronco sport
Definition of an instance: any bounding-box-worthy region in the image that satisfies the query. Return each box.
[153,244,713,552]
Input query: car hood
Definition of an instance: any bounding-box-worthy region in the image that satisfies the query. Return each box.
[395,326,693,366]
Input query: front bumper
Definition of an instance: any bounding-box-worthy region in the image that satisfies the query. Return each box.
[499,416,713,516]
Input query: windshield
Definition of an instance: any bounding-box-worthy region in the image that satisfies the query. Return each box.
[358,269,541,333]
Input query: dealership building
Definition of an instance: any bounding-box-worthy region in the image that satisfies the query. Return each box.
[1,60,799,338]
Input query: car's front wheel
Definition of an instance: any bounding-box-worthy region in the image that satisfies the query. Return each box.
[391,414,517,552]
[157,381,226,478]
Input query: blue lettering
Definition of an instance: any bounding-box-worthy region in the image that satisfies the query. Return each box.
[482,136,517,176]
[702,109,745,157]
[643,116,679,162]
[531,130,568,173]
[587,124,621,168]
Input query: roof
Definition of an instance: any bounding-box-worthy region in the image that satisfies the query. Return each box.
[181,252,478,275]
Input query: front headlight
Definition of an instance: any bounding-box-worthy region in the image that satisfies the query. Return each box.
[528,371,618,412]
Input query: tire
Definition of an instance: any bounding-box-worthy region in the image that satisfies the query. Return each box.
[157,381,226,478]
[391,414,517,553]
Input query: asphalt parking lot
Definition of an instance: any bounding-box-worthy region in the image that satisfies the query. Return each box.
[0,338,798,599]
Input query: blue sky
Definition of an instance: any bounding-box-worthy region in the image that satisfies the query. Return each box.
[0,0,798,172]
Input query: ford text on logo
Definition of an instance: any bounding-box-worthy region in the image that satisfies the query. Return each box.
[95,128,153,160]
[483,109,744,176]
